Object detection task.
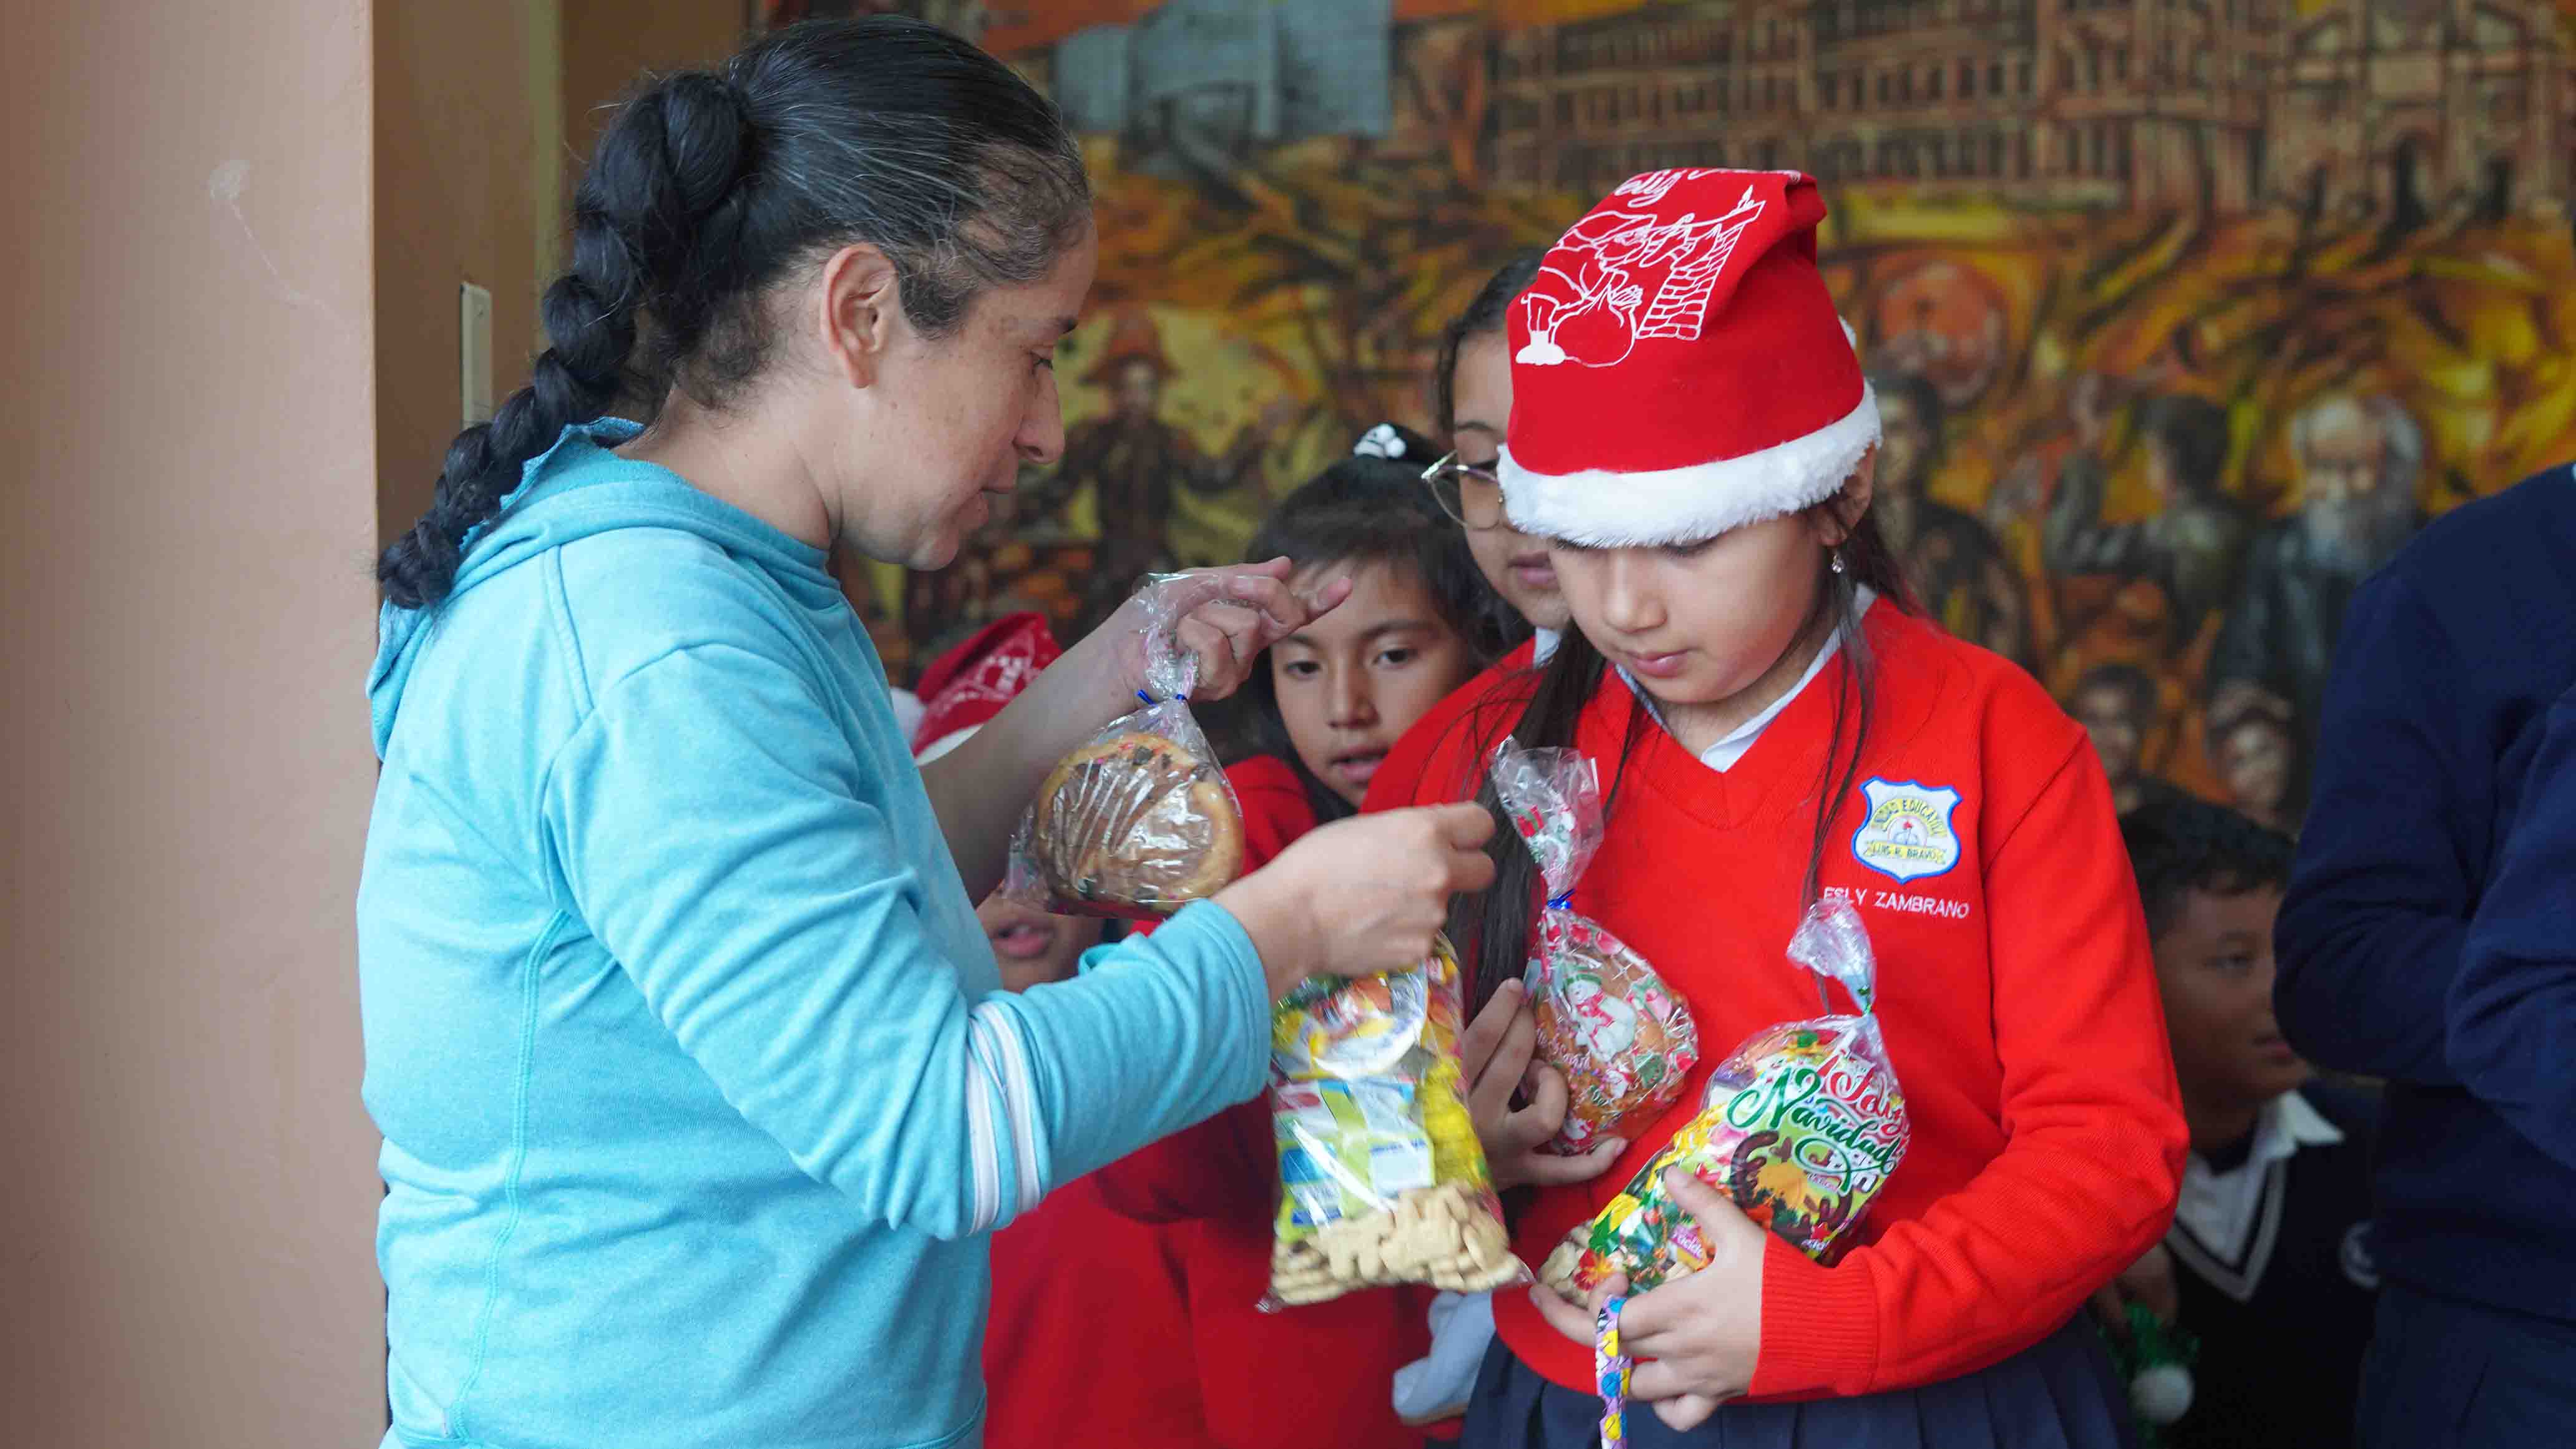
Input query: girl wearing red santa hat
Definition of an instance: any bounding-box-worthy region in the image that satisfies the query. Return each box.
[1371,168,2187,1447]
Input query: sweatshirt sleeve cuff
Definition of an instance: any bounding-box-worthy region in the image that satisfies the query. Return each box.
[1746,1234,1882,1398]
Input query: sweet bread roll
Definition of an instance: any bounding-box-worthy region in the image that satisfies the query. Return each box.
[1029,731,1244,913]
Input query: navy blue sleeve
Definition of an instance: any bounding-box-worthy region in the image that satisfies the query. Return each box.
[2275,573,2480,1085]
[2450,686,2576,1171]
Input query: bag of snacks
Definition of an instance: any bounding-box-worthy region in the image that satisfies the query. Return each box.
[1267,935,1525,1306]
[1005,575,1246,919]
[1542,898,1907,1299]
[1491,742,1699,1155]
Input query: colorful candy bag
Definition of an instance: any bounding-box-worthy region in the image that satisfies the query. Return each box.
[1267,935,1525,1306]
[1542,899,1908,1299]
[1003,575,1246,920]
[1491,742,1699,1154]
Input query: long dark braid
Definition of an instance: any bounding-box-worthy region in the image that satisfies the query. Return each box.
[376,76,748,610]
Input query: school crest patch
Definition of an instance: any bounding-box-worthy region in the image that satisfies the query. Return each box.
[1852,779,1964,883]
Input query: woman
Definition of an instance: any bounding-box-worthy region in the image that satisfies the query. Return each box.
[356,19,1490,1449]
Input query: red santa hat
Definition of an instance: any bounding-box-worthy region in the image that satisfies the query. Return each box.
[910,612,1062,764]
[1501,168,1878,547]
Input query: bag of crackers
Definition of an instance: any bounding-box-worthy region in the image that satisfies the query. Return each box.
[1542,899,1908,1299]
[1266,935,1524,1307]
[1004,575,1246,920]
[1491,741,1699,1154]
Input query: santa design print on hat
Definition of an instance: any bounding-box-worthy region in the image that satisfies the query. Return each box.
[1502,168,1880,548]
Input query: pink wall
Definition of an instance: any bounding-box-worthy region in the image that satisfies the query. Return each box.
[375,0,548,548]
[0,0,387,1441]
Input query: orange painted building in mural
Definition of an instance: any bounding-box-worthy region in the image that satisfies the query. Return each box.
[1476,0,2570,216]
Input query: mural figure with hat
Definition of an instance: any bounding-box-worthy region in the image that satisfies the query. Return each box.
[1018,306,1298,635]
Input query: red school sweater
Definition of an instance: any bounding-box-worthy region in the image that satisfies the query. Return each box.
[1369,603,2188,1401]
[982,1171,1213,1447]
[1085,754,1435,1449]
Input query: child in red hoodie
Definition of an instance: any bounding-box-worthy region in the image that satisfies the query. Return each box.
[1093,424,1521,1449]
[1370,169,2187,1447]
[911,617,1214,1448]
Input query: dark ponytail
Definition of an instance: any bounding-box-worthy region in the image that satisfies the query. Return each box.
[1448,497,1918,1013]
[377,17,1092,610]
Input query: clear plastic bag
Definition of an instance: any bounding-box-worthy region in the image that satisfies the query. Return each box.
[1491,742,1700,1155]
[1266,935,1526,1306]
[1541,899,1909,1298]
[1003,575,1245,920]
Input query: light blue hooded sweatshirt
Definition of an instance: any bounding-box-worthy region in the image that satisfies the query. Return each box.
[359,420,1271,1449]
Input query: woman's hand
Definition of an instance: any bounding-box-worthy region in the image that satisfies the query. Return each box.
[1081,559,1349,709]
[1216,803,1496,999]
[930,561,1344,898]
[1531,1168,1769,1431]
[1455,979,1626,1191]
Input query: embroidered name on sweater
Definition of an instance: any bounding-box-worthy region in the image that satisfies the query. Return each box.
[1850,779,1964,883]
[1825,885,1975,921]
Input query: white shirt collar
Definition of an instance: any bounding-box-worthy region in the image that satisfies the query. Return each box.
[2167,1090,2346,1302]
[1533,627,1561,664]
[1616,586,1876,773]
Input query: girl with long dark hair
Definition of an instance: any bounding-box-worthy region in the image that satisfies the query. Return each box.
[1373,169,2187,1448]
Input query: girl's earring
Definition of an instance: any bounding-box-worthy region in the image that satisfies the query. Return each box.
[1830,550,1848,575]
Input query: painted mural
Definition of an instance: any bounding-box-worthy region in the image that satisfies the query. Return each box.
[768,0,2576,826]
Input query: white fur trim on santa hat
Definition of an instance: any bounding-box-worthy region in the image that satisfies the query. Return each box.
[890,687,926,744]
[915,723,980,766]
[1499,381,1880,547]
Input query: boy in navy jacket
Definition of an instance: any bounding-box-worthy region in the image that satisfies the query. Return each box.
[2274,465,2576,1443]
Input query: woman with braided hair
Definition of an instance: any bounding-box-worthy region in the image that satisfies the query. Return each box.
[358,18,1493,1448]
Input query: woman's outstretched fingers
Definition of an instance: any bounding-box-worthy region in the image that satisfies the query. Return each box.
[1161,562,1353,700]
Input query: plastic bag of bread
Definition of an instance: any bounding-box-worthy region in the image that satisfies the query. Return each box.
[1491,741,1699,1155]
[1266,935,1524,1306]
[1541,899,1908,1299]
[1003,576,1246,919]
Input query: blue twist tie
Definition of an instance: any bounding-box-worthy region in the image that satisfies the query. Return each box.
[1137,689,1154,705]
[1547,892,1573,910]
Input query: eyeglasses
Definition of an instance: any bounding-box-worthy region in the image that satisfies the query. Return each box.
[1420,452,1506,529]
